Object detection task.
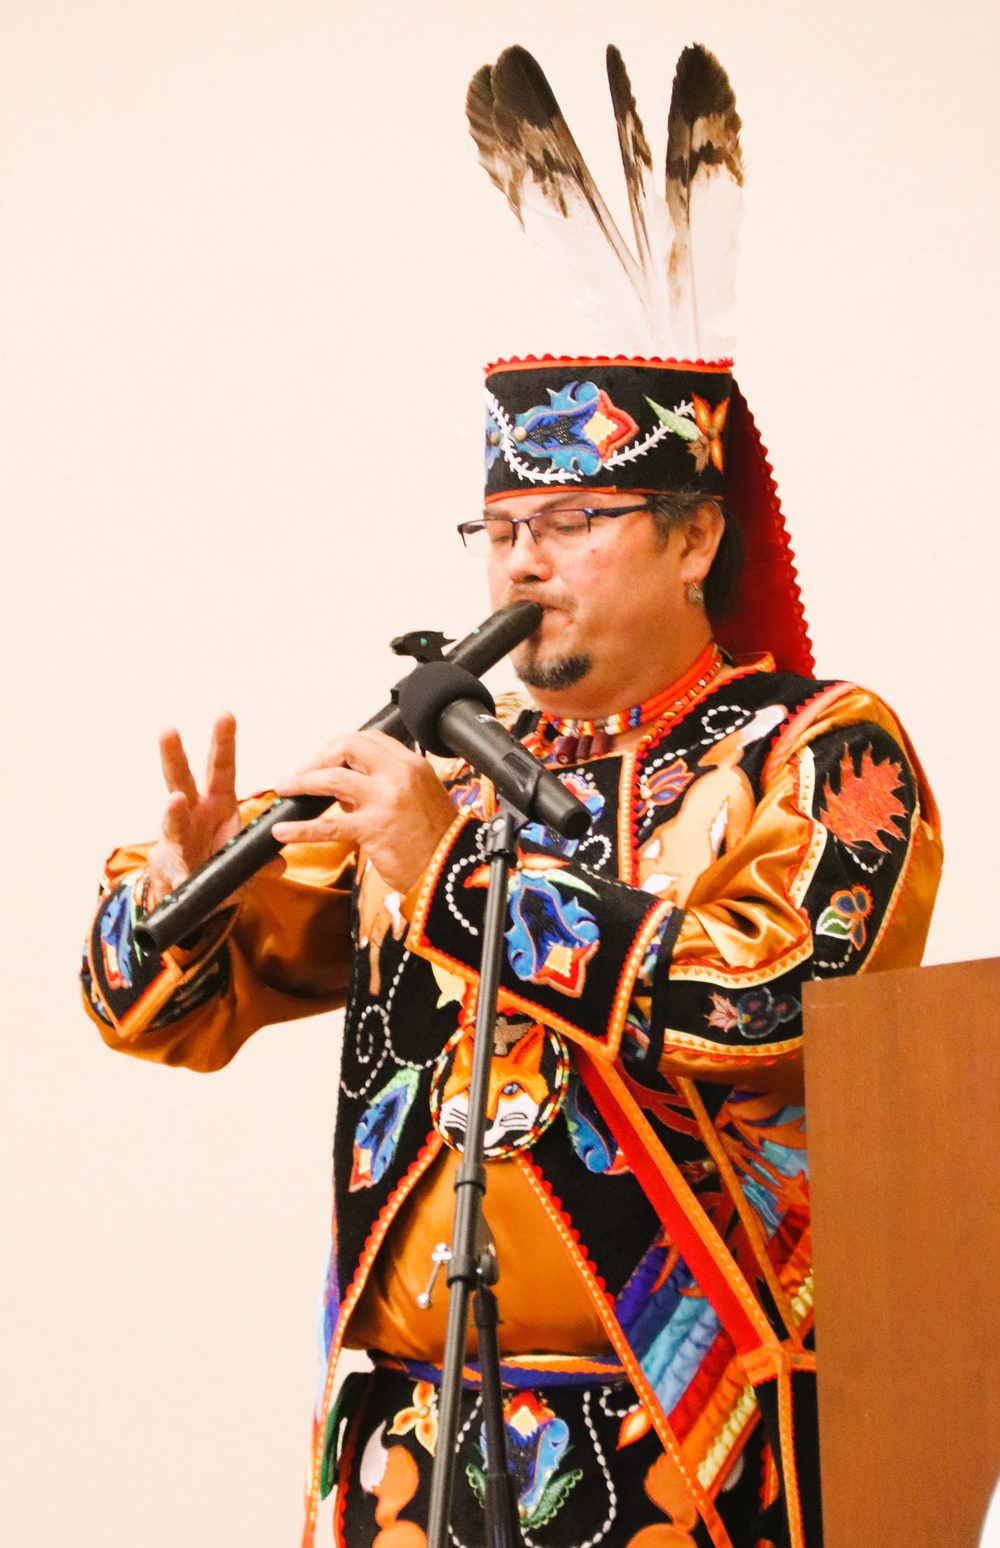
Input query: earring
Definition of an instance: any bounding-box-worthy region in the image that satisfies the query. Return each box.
[686,581,704,607]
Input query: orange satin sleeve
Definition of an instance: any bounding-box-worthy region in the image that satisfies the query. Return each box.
[659,687,943,1079]
[82,793,357,1072]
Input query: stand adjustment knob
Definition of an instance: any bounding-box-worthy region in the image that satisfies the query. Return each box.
[417,1242,452,1310]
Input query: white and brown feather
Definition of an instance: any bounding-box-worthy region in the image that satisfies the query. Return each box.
[467,46,655,353]
[605,45,675,342]
[665,45,744,359]
[467,41,744,363]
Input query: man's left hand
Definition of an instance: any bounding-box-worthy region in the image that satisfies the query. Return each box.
[272,730,457,895]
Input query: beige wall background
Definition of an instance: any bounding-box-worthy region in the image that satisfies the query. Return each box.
[2,1,998,1543]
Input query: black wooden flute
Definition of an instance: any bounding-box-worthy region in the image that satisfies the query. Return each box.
[133,600,543,956]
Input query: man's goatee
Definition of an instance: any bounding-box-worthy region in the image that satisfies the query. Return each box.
[516,654,592,691]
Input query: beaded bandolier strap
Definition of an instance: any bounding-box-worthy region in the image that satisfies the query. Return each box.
[529,642,726,764]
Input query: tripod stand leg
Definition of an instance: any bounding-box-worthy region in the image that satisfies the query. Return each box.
[474,1282,523,1548]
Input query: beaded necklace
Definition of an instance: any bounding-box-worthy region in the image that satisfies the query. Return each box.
[530,642,726,765]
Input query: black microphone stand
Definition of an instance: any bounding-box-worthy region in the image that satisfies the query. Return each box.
[426,798,527,1548]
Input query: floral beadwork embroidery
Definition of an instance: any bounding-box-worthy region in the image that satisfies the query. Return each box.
[522,769,605,856]
[388,1381,439,1456]
[816,885,874,951]
[635,756,694,819]
[466,1392,584,1530]
[706,985,801,1041]
[690,394,729,472]
[485,384,711,485]
[349,1068,420,1191]
[819,745,907,852]
[449,776,488,819]
[507,381,639,476]
[563,1070,627,1174]
[464,855,601,997]
[646,392,729,474]
[98,875,144,990]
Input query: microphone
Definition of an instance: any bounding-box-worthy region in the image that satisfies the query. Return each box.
[397,661,591,840]
[134,601,543,956]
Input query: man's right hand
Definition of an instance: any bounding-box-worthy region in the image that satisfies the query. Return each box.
[146,713,241,907]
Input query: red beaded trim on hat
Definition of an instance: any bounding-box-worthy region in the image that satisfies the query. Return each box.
[485,353,734,374]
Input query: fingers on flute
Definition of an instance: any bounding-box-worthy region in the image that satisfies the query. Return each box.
[277,766,366,806]
[272,810,358,847]
[293,730,409,780]
[358,729,423,764]
[292,736,354,777]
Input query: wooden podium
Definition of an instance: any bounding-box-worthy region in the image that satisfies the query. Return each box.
[804,957,1000,1547]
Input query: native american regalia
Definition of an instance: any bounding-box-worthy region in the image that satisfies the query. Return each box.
[82,43,942,1548]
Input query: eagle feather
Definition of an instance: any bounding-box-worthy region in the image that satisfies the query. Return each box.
[467,42,744,363]
[665,45,744,360]
[467,46,657,354]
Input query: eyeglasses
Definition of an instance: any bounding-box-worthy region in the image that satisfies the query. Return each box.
[457,504,650,557]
